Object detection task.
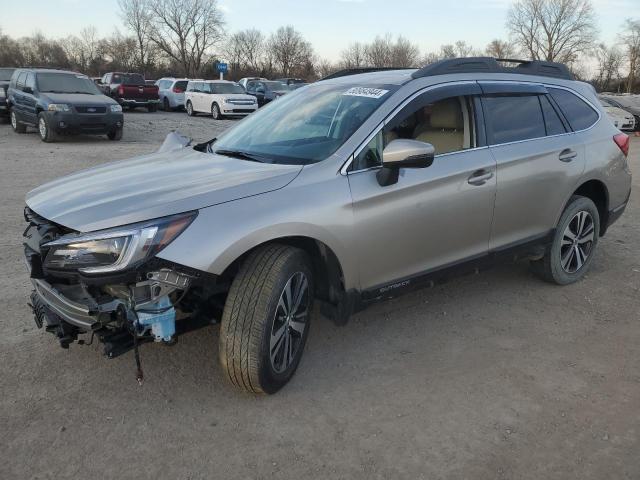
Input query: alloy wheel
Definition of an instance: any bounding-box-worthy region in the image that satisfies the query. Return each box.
[269,271,310,374]
[560,210,595,274]
[11,111,17,129]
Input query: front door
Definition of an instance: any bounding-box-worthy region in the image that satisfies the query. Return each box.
[347,84,497,292]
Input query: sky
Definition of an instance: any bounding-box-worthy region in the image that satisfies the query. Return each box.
[1,0,637,62]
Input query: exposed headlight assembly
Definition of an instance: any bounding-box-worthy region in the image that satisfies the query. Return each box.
[48,104,71,112]
[110,104,123,112]
[42,211,197,274]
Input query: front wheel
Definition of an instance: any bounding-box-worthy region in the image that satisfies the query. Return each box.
[38,112,56,142]
[107,127,123,141]
[211,102,222,120]
[530,195,600,285]
[219,244,313,394]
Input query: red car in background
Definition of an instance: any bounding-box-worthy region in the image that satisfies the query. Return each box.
[98,72,160,112]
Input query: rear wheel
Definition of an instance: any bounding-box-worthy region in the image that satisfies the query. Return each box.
[11,110,26,133]
[147,103,157,112]
[211,102,222,120]
[38,112,56,142]
[186,101,195,116]
[219,244,313,394]
[530,195,600,285]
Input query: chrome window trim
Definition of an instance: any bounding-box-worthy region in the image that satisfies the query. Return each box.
[340,80,601,175]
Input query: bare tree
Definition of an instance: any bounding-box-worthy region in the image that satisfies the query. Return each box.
[593,43,622,91]
[148,0,225,77]
[619,18,640,93]
[364,34,393,67]
[507,0,597,63]
[341,42,366,68]
[485,39,518,58]
[268,26,313,76]
[391,36,420,67]
[118,0,154,74]
[237,29,265,73]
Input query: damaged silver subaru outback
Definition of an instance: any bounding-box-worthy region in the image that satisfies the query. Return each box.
[23,58,632,394]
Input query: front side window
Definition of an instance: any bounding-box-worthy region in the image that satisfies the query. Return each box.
[548,88,599,131]
[16,72,26,89]
[37,73,100,95]
[25,73,36,91]
[352,95,476,171]
[483,95,546,145]
[212,82,397,165]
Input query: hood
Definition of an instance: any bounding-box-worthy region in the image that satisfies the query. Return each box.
[26,147,302,232]
[42,92,117,105]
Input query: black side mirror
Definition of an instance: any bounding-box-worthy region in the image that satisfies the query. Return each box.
[256,87,265,95]
[376,139,435,187]
[23,86,33,94]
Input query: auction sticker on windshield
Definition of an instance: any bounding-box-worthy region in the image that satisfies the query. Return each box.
[343,87,389,99]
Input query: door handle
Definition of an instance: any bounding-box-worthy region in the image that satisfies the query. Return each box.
[559,149,577,162]
[468,170,494,186]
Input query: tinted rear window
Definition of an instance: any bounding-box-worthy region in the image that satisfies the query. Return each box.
[484,95,546,145]
[548,88,598,131]
[174,81,188,90]
[112,73,145,85]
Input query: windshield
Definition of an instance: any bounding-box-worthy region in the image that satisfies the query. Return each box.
[0,69,14,81]
[112,73,145,85]
[37,73,101,94]
[208,83,245,94]
[212,82,397,165]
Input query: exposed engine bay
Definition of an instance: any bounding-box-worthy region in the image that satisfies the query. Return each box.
[23,207,224,382]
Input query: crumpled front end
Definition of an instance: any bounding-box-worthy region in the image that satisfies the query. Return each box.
[23,207,221,360]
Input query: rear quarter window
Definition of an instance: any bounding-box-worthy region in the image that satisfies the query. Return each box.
[548,88,599,131]
[483,95,546,145]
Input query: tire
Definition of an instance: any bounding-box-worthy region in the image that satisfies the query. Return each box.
[211,102,222,120]
[163,97,171,111]
[186,101,195,116]
[107,127,123,141]
[147,103,157,112]
[530,195,600,285]
[37,112,56,142]
[219,244,314,394]
[11,110,26,133]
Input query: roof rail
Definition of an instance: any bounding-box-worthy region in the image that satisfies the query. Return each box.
[321,67,413,81]
[411,57,574,81]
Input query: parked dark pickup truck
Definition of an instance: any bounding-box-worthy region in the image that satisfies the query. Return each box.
[99,72,159,112]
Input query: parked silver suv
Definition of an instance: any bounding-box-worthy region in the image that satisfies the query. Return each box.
[23,58,632,394]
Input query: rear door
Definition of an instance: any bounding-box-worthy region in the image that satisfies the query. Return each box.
[347,83,497,292]
[480,82,586,250]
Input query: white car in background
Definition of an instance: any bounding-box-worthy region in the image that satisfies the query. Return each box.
[155,77,189,111]
[184,80,258,119]
[599,97,636,131]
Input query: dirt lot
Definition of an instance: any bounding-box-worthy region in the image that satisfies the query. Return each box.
[0,111,638,480]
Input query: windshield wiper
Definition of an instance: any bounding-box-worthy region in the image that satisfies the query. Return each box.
[214,149,267,163]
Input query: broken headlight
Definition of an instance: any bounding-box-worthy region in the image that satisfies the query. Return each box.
[42,211,197,274]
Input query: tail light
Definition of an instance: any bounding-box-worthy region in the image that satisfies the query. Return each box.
[172,86,184,93]
[117,85,124,96]
[613,133,630,157]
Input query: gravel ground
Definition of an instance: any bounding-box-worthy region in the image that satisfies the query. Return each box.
[1,112,638,480]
